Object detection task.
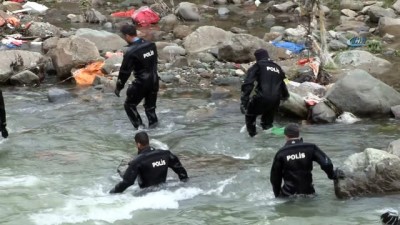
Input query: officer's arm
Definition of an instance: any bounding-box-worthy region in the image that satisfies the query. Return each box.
[110,161,139,194]
[312,145,335,179]
[167,151,188,181]
[270,154,283,197]
[279,67,290,101]
[116,54,136,91]
[0,90,6,126]
[240,65,258,107]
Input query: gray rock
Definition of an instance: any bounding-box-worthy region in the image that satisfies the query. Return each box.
[279,92,308,118]
[218,33,289,63]
[326,69,400,116]
[67,14,85,23]
[159,14,178,31]
[75,28,126,52]
[9,70,39,85]
[173,25,192,39]
[42,37,59,54]
[85,8,107,23]
[103,22,113,29]
[162,46,186,56]
[341,9,357,18]
[287,81,326,97]
[340,0,364,11]
[170,56,189,68]
[334,50,392,76]
[0,50,43,83]
[183,26,233,54]
[214,0,228,4]
[218,7,230,15]
[393,0,400,13]
[388,139,400,157]
[264,14,276,25]
[311,101,337,123]
[159,73,179,83]
[211,76,241,86]
[195,52,217,63]
[368,6,396,23]
[230,27,247,34]
[270,25,285,34]
[378,17,400,37]
[334,148,400,198]
[48,88,73,103]
[329,39,348,51]
[210,86,231,99]
[48,36,102,78]
[174,2,200,21]
[335,21,369,32]
[185,106,217,122]
[102,55,123,74]
[27,22,61,38]
[271,1,297,12]
[391,105,400,119]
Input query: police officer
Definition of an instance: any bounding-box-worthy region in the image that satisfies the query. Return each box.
[381,211,400,225]
[240,48,289,137]
[0,90,8,138]
[270,123,344,197]
[110,131,188,194]
[115,24,159,129]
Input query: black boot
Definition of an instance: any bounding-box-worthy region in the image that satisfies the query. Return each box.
[145,107,158,129]
[124,103,143,129]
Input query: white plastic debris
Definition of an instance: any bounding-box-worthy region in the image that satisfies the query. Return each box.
[23,2,48,14]
[336,112,361,124]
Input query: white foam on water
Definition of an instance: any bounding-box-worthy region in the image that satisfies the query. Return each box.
[150,139,169,150]
[204,176,236,196]
[231,153,250,160]
[30,186,203,225]
[240,125,247,133]
[0,175,40,187]
[336,112,361,124]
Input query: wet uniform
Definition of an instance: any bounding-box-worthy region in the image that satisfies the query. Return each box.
[270,138,336,197]
[241,59,289,136]
[116,38,159,129]
[0,90,7,138]
[110,146,188,193]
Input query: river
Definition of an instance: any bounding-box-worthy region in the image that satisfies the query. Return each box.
[0,84,399,225]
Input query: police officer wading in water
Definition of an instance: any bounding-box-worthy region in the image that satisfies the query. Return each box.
[0,90,8,139]
[115,24,159,129]
[270,123,345,197]
[240,48,290,137]
[110,131,189,194]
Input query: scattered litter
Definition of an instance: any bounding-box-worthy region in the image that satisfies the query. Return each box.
[22,1,48,14]
[272,41,305,54]
[131,6,160,26]
[336,112,361,124]
[111,8,135,18]
[1,36,26,48]
[73,61,105,86]
[347,36,367,47]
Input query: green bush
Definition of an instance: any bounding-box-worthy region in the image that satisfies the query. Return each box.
[366,40,382,53]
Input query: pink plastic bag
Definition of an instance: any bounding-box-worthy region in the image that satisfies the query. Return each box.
[131,6,159,26]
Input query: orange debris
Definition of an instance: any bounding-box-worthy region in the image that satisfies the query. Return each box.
[73,61,105,86]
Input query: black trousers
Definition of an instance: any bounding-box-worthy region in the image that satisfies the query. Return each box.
[245,96,279,137]
[124,82,158,129]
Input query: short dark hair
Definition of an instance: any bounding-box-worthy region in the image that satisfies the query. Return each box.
[120,24,137,36]
[135,131,149,145]
[284,123,300,138]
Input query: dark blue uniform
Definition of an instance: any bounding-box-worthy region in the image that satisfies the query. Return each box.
[0,90,8,138]
[116,38,159,129]
[110,146,188,193]
[270,138,336,197]
[241,59,289,137]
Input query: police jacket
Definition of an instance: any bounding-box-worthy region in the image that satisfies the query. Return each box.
[116,38,159,91]
[110,146,188,193]
[241,59,289,107]
[270,138,335,197]
[0,90,6,128]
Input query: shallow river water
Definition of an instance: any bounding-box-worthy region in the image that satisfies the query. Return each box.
[0,84,399,225]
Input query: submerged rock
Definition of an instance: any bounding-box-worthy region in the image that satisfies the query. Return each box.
[48,88,73,103]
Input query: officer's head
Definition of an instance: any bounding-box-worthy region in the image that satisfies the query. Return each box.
[120,24,137,43]
[284,123,300,139]
[135,131,150,151]
[254,48,269,61]
[381,211,399,225]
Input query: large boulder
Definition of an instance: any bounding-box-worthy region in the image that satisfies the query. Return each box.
[48,36,102,79]
[183,26,233,54]
[388,139,400,157]
[368,6,396,23]
[334,50,392,76]
[0,50,43,83]
[159,14,178,31]
[311,101,337,123]
[334,21,369,32]
[174,2,200,21]
[27,22,61,38]
[271,1,297,12]
[340,0,364,11]
[393,0,400,14]
[378,17,400,37]
[326,69,400,116]
[392,105,400,119]
[334,148,400,199]
[10,70,40,85]
[48,88,73,103]
[218,33,290,63]
[75,28,126,52]
[279,92,308,118]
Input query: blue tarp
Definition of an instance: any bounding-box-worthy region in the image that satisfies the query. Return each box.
[272,41,305,54]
